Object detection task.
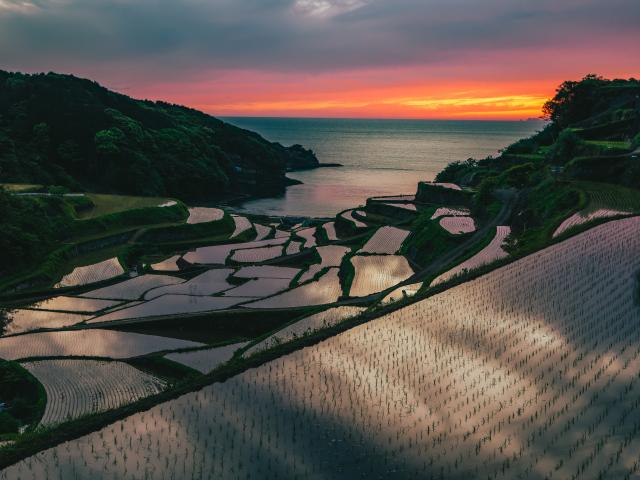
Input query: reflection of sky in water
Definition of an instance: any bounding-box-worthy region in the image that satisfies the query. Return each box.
[228,118,543,217]
[4,218,640,479]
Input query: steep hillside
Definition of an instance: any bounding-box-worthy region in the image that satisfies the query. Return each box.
[435,74,640,254]
[0,71,318,200]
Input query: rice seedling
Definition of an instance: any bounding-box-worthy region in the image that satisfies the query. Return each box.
[186,207,224,224]
[430,207,470,220]
[380,282,423,304]
[298,246,350,283]
[183,238,287,265]
[222,278,291,298]
[358,226,410,254]
[340,209,367,229]
[230,215,253,238]
[80,275,184,301]
[144,269,235,300]
[229,246,284,263]
[0,329,203,361]
[243,306,365,357]
[431,226,511,286]
[323,221,338,241]
[244,267,343,308]
[23,360,166,426]
[349,254,414,297]
[296,227,317,248]
[24,296,123,313]
[150,255,181,272]
[234,266,300,280]
[54,258,124,288]
[2,310,90,336]
[89,294,252,323]
[438,216,476,234]
[165,342,249,374]
[4,217,640,479]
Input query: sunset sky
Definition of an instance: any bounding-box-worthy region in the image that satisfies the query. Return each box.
[1,0,639,119]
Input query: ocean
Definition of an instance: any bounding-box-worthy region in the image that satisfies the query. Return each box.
[223,117,544,218]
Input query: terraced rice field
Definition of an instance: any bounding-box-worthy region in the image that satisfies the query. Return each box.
[380,282,423,304]
[298,246,350,283]
[243,306,365,357]
[90,294,252,323]
[183,238,287,265]
[253,224,271,241]
[80,274,183,300]
[431,226,511,285]
[230,245,283,263]
[323,221,338,241]
[230,215,253,238]
[553,183,640,237]
[553,208,630,237]
[382,202,417,211]
[234,266,299,280]
[433,181,461,190]
[431,206,470,219]
[54,258,124,288]
[23,360,166,426]
[349,254,414,297]
[26,296,122,313]
[340,209,367,229]
[165,342,248,374]
[244,267,343,309]
[150,255,181,271]
[222,277,291,297]
[0,329,202,361]
[2,310,90,336]
[439,216,476,234]
[285,240,301,255]
[144,269,234,300]
[6,217,640,479]
[358,226,410,254]
[371,194,415,202]
[296,227,317,248]
[186,207,224,224]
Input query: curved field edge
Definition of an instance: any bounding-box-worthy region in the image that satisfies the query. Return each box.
[0,361,47,439]
[1,215,634,468]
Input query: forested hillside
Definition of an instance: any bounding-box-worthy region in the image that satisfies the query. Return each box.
[0,71,317,200]
[436,74,640,254]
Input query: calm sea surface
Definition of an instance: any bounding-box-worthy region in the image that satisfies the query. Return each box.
[223,117,544,217]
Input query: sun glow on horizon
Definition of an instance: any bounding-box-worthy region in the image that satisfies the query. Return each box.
[192,91,549,120]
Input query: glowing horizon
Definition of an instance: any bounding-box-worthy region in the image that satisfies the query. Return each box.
[1,0,638,120]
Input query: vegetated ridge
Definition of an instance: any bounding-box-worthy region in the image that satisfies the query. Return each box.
[0,70,318,200]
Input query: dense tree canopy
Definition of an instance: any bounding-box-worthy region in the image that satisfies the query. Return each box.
[0,71,317,200]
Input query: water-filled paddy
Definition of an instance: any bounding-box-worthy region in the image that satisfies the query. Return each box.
[23,359,165,425]
[349,254,414,297]
[54,257,124,288]
[165,342,249,374]
[5,217,638,479]
[0,329,203,360]
[244,267,343,308]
